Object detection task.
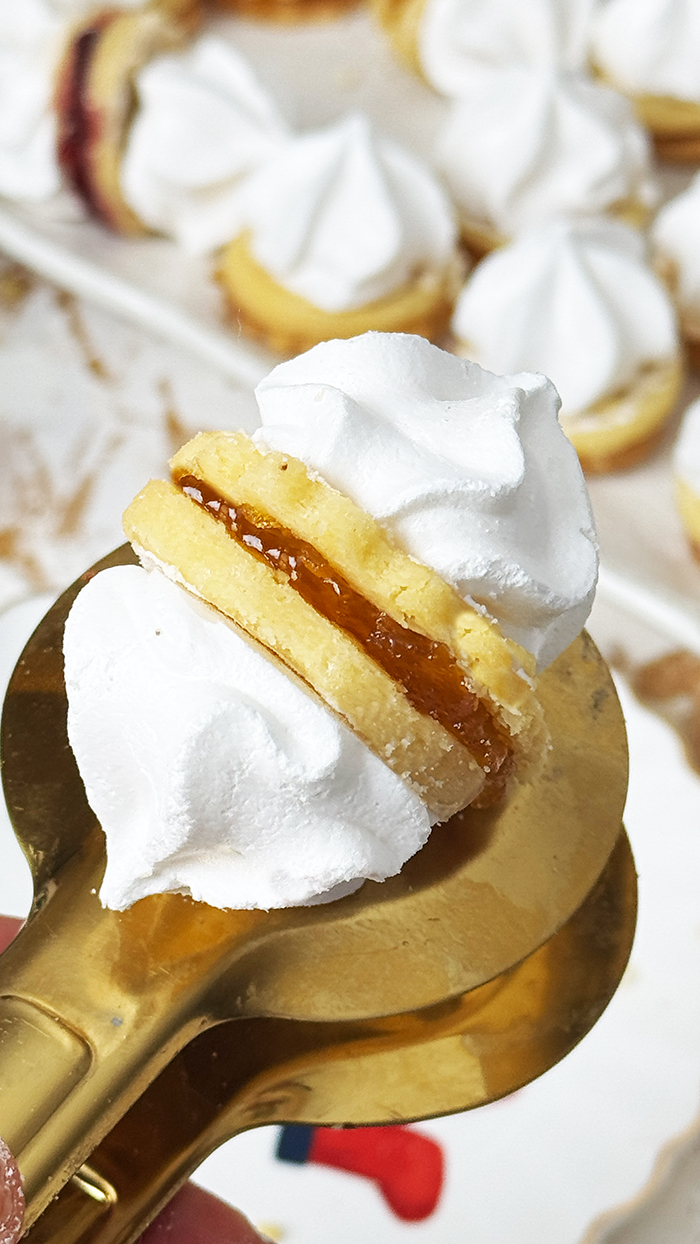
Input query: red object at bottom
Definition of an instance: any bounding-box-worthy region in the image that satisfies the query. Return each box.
[310,1126,444,1222]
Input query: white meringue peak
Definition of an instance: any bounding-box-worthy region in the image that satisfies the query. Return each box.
[419,0,596,97]
[121,35,289,255]
[437,67,656,238]
[592,0,700,103]
[236,113,458,312]
[452,218,679,418]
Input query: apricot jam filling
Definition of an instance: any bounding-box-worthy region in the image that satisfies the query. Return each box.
[176,474,515,801]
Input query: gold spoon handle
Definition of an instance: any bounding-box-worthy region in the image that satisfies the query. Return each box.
[22,1026,256,1244]
[0,928,195,1229]
[21,832,638,1244]
[0,837,263,1231]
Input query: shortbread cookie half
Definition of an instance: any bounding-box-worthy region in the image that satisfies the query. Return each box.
[124,431,546,819]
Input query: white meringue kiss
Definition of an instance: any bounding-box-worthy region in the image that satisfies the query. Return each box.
[254,332,598,671]
[236,113,457,312]
[592,0,700,103]
[419,0,596,97]
[121,36,289,255]
[453,219,679,418]
[437,67,656,237]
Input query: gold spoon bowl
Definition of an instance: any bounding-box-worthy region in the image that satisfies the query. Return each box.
[0,545,636,1242]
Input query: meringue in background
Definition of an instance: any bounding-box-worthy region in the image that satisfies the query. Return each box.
[255,332,598,671]
[121,36,289,255]
[419,0,596,97]
[437,67,656,240]
[591,0,700,103]
[452,218,679,418]
[0,0,140,204]
[234,113,458,312]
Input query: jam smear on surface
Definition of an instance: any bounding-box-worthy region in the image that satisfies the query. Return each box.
[177,474,514,800]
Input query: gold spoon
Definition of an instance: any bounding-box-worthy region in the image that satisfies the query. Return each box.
[0,544,635,1242]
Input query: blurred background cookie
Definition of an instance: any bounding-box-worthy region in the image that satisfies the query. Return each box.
[591,0,700,163]
[452,217,683,473]
[436,65,656,256]
[217,114,462,354]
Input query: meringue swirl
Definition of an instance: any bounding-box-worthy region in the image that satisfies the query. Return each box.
[419,0,595,97]
[236,113,457,312]
[452,218,679,418]
[121,35,289,255]
[592,0,700,103]
[437,67,656,237]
